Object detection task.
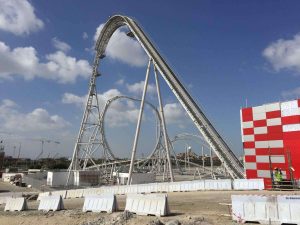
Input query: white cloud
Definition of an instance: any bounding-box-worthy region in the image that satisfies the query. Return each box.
[163,103,188,126]
[0,99,69,132]
[115,78,125,86]
[62,88,141,127]
[263,33,300,74]
[82,32,88,40]
[0,0,44,35]
[0,41,91,83]
[52,37,71,52]
[94,24,147,67]
[126,81,156,95]
[44,51,91,83]
[62,89,122,109]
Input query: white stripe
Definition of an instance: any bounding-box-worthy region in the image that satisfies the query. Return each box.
[243,135,254,142]
[268,140,283,148]
[242,121,253,128]
[256,155,269,163]
[281,100,298,110]
[244,148,255,156]
[253,105,266,114]
[257,170,271,178]
[265,102,280,112]
[245,162,257,170]
[253,112,266,121]
[283,124,300,132]
[267,118,281,126]
[271,155,285,163]
[281,108,300,117]
[255,141,269,148]
[254,127,267,134]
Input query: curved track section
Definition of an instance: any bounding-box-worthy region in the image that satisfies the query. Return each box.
[99,95,163,160]
[94,15,244,178]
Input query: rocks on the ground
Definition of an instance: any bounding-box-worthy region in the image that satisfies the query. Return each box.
[148,217,164,225]
[165,219,181,225]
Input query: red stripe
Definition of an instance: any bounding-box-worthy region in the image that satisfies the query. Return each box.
[283,139,300,147]
[245,155,256,162]
[245,169,257,179]
[243,128,254,135]
[267,125,282,133]
[254,134,269,141]
[281,115,300,125]
[256,162,286,170]
[264,178,272,189]
[254,120,267,127]
[255,148,285,155]
[242,108,253,122]
[268,133,283,140]
[283,131,300,140]
[266,110,281,119]
[243,142,255,148]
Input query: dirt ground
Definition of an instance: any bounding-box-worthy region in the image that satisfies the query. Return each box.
[0,182,299,225]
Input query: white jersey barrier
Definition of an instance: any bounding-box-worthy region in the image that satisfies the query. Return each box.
[232,195,300,224]
[4,197,27,211]
[82,193,118,213]
[50,190,67,199]
[233,179,264,190]
[48,179,264,201]
[37,192,50,201]
[83,188,102,197]
[125,193,170,216]
[66,189,84,199]
[0,192,23,205]
[277,195,300,224]
[38,195,64,211]
[205,179,232,190]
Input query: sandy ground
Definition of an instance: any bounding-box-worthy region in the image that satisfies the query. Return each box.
[0,182,299,225]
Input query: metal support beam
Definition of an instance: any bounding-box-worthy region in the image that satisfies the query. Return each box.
[127,58,152,185]
[154,64,174,182]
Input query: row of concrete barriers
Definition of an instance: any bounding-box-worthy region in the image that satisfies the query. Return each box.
[4,193,170,217]
[232,194,300,224]
[37,178,264,200]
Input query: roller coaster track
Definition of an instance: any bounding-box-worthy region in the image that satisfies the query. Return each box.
[94,15,245,179]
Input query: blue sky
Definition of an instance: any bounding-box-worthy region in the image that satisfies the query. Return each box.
[1,0,300,159]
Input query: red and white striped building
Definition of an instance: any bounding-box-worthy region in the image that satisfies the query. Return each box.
[240,99,300,187]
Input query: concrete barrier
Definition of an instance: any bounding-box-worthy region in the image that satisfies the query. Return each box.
[50,190,67,199]
[83,193,117,213]
[4,197,27,211]
[66,189,84,199]
[231,195,279,224]
[38,195,64,211]
[205,179,232,190]
[277,195,300,224]
[233,179,264,190]
[83,188,101,197]
[117,185,126,195]
[125,185,138,194]
[0,192,23,205]
[179,181,194,192]
[137,183,157,193]
[125,193,170,216]
[157,182,169,193]
[101,186,118,195]
[37,192,49,201]
[192,180,205,191]
[168,182,181,192]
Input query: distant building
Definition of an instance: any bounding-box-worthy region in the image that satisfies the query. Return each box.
[240,99,300,187]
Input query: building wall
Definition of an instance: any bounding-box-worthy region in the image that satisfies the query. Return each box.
[241,99,300,186]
